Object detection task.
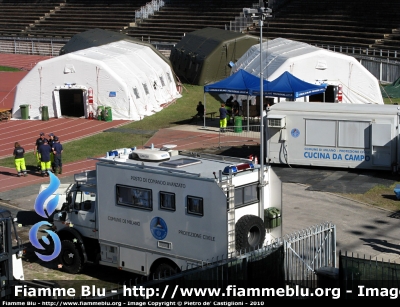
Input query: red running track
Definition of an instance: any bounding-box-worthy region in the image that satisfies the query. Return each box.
[0,53,51,109]
[0,118,130,193]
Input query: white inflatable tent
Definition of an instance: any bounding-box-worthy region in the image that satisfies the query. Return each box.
[12,40,181,120]
[233,38,384,105]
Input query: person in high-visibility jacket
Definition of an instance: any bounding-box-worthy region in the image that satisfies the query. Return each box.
[219,103,228,132]
[33,132,47,171]
[38,139,52,177]
[13,142,27,177]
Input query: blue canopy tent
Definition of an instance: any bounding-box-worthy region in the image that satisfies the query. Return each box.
[203,69,263,128]
[204,69,261,94]
[203,70,327,128]
[249,71,327,98]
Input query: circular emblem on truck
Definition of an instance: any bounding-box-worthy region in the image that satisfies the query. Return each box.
[291,128,300,138]
[150,217,168,240]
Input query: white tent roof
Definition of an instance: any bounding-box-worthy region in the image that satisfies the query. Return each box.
[13,40,181,120]
[233,38,383,104]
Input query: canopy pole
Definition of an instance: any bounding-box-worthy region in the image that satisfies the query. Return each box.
[203,92,206,128]
[246,96,250,131]
[259,11,265,222]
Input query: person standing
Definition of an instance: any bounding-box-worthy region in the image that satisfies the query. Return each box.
[38,139,52,177]
[219,103,228,132]
[13,142,27,177]
[34,132,47,171]
[48,133,56,172]
[52,136,63,176]
[196,101,204,116]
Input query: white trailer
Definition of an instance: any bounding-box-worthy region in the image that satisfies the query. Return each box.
[265,102,400,171]
[53,148,282,277]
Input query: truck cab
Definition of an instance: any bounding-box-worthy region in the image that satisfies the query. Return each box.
[53,171,99,273]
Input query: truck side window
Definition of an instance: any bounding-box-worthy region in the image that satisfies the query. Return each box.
[81,192,96,212]
[187,196,203,216]
[232,182,259,208]
[116,184,152,211]
[160,192,175,211]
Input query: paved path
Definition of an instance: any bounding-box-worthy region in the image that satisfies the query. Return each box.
[283,183,400,263]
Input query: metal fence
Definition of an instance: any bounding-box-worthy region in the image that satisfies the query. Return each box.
[284,222,337,289]
[0,36,67,57]
[314,44,400,61]
[339,251,400,299]
[217,123,261,148]
[83,243,286,301]
[314,44,400,83]
[77,222,336,300]
[360,58,400,84]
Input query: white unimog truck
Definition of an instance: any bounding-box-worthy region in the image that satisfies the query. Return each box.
[53,147,282,277]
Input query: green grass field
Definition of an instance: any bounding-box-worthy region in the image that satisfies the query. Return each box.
[0,66,20,71]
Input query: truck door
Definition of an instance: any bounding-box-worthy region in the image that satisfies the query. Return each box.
[72,190,96,238]
[371,123,392,167]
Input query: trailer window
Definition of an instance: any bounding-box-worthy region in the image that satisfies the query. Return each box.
[338,121,370,148]
[116,185,152,210]
[160,192,176,211]
[187,196,203,216]
[233,183,259,207]
[306,119,336,147]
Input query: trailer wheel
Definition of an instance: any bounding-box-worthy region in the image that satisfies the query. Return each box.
[152,262,177,280]
[235,215,266,251]
[58,240,83,274]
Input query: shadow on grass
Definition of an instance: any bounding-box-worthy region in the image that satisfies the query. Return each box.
[382,194,399,201]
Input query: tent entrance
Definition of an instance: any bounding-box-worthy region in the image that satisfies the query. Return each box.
[309,85,336,103]
[59,89,85,117]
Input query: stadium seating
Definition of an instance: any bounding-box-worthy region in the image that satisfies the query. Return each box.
[248,0,400,56]
[0,0,399,59]
[124,0,256,43]
[0,1,59,36]
[22,0,147,39]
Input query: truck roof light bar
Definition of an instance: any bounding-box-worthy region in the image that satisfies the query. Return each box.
[222,163,255,175]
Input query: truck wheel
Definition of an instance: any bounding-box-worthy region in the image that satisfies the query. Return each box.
[59,240,83,274]
[153,263,177,279]
[235,215,266,251]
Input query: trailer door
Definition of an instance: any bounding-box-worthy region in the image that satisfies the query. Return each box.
[371,123,392,166]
